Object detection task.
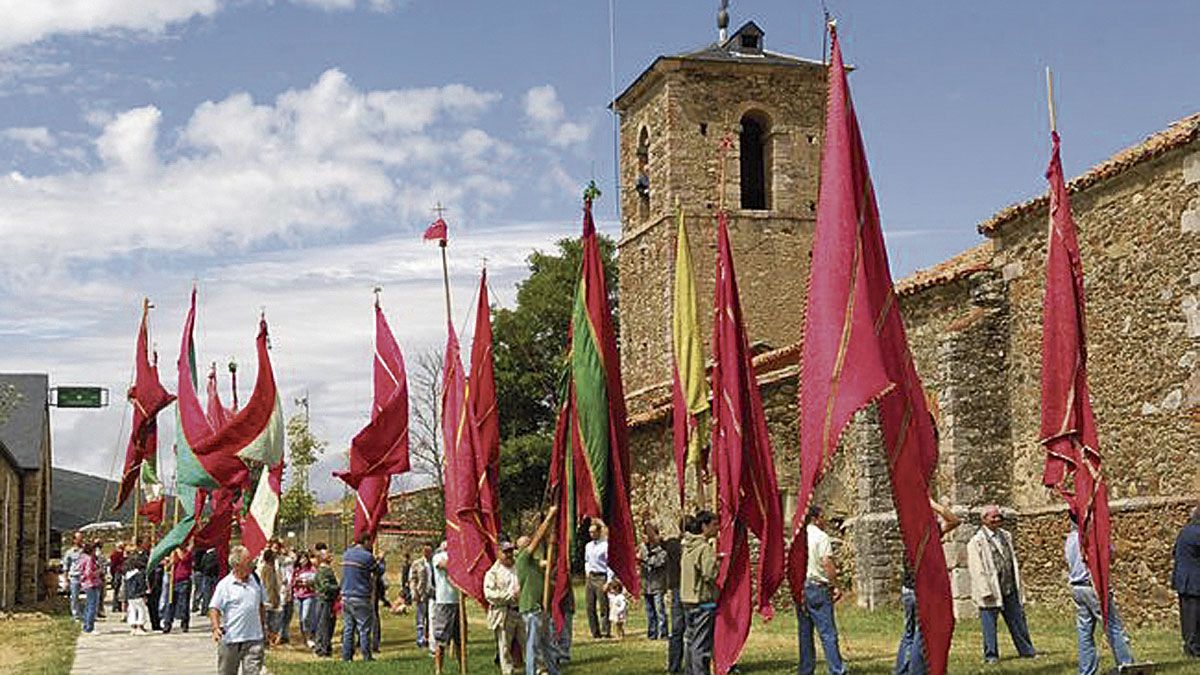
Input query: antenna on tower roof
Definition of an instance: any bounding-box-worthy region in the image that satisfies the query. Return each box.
[718,0,729,42]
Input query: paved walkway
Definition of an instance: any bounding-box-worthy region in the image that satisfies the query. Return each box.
[71,610,244,674]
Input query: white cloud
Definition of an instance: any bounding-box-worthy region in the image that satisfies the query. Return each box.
[0,1,405,53]
[1,126,56,152]
[0,0,222,52]
[522,84,592,148]
[0,69,511,273]
[96,106,161,173]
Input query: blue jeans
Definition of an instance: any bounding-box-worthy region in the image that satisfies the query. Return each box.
[1071,586,1134,675]
[415,596,430,648]
[979,591,1035,660]
[82,587,101,632]
[552,610,573,664]
[280,600,294,642]
[668,589,685,672]
[894,587,926,675]
[297,597,315,636]
[523,611,560,675]
[797,583,846,675]
[684,603,715,675]
[162,579,191,631]
[645,592,668,639]
[341,596,374,661]
[69,577,82,620]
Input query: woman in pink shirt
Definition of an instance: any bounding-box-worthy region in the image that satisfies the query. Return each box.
[79,541,104,633]
[291,551,318,647]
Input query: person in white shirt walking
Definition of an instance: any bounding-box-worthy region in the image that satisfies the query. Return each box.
[584,523,611,638]
[966,504,1036,664]
[208,545,268,675]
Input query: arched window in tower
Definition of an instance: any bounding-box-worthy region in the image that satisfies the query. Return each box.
[635,126,651,218]
[739,112,770,210]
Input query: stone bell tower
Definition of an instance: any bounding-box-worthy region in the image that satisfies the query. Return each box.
[613,17,828,408]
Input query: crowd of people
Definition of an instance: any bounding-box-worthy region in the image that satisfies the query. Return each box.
[55,501,1200,675]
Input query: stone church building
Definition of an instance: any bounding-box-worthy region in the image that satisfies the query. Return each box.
[613,20,1200,621]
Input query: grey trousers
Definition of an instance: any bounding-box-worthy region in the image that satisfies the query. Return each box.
[217,640,264,675]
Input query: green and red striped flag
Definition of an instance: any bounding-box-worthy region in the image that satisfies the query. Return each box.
[550,195,639,628]
[150,288,282,568]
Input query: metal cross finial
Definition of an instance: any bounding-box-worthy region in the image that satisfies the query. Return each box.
[583,180,602,203]
[432,202,448,220]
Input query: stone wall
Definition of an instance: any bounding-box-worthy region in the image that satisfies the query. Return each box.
[19,465,47,604]
[993,140,1200,510]
[0,459,18,609]
[1011,497,1192,626]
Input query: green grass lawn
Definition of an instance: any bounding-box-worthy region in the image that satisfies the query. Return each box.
[0,603,80,674]
[267,585,1197,674]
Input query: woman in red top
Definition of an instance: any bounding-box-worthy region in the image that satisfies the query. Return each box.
[291,551,318,647]
[79,541,104,633]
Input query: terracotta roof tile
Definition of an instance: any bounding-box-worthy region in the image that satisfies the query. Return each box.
[894,241,993,297]
[978,113,1200,235]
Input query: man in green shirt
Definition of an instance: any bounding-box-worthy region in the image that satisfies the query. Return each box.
[514,505,558,675]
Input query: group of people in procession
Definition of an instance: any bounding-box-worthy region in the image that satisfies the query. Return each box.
[55,497,1200,674]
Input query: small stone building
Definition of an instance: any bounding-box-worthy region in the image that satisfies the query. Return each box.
[0,373,53,609]
[615,16,1200,623]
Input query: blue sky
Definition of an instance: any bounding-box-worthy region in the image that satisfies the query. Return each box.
[0,1,1197,503]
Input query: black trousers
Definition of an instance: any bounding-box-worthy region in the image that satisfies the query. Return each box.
[1182,593,1200,657]
[313,598,334,656]
[585,573,610,637]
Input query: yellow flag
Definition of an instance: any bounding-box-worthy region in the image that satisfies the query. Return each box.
[672,205,708,467]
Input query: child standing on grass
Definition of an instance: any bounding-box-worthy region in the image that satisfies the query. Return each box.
[607,580,628,640]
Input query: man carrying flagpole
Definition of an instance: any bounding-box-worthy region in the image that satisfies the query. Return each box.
[1040,70,1131,675]
[789,22,954,675]
[425,205,472,674]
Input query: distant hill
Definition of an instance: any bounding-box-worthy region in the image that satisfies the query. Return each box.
[51,467,176,533]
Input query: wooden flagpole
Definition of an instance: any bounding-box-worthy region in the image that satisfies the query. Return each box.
[431,202,467,673]
[541,509,557,611]
[1046,67,1057,133]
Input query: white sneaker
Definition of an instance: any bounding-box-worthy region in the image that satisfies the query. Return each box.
[307,639,315,648]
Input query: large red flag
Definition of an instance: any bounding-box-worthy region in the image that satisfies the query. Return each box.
[335,300,411,492]
[468,269,502,541]
[115,302,176,510]
[354,475,391,540]
[1040,130,1112,621]
[441,322,492,604]
[194,485,238,577]
[789,27,953,674]
[711,213,786,675]
[548,388,575,632]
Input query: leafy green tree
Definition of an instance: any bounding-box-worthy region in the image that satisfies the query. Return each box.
[491,234,618,528]
[279,405,326,528]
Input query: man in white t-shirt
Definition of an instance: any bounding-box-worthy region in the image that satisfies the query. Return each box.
[431,541,461,675]
[583,523,611,638]
[796,505,846,675]
[208,545,267,675]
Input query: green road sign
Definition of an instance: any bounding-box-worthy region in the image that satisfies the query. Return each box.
[53,386,108,408]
